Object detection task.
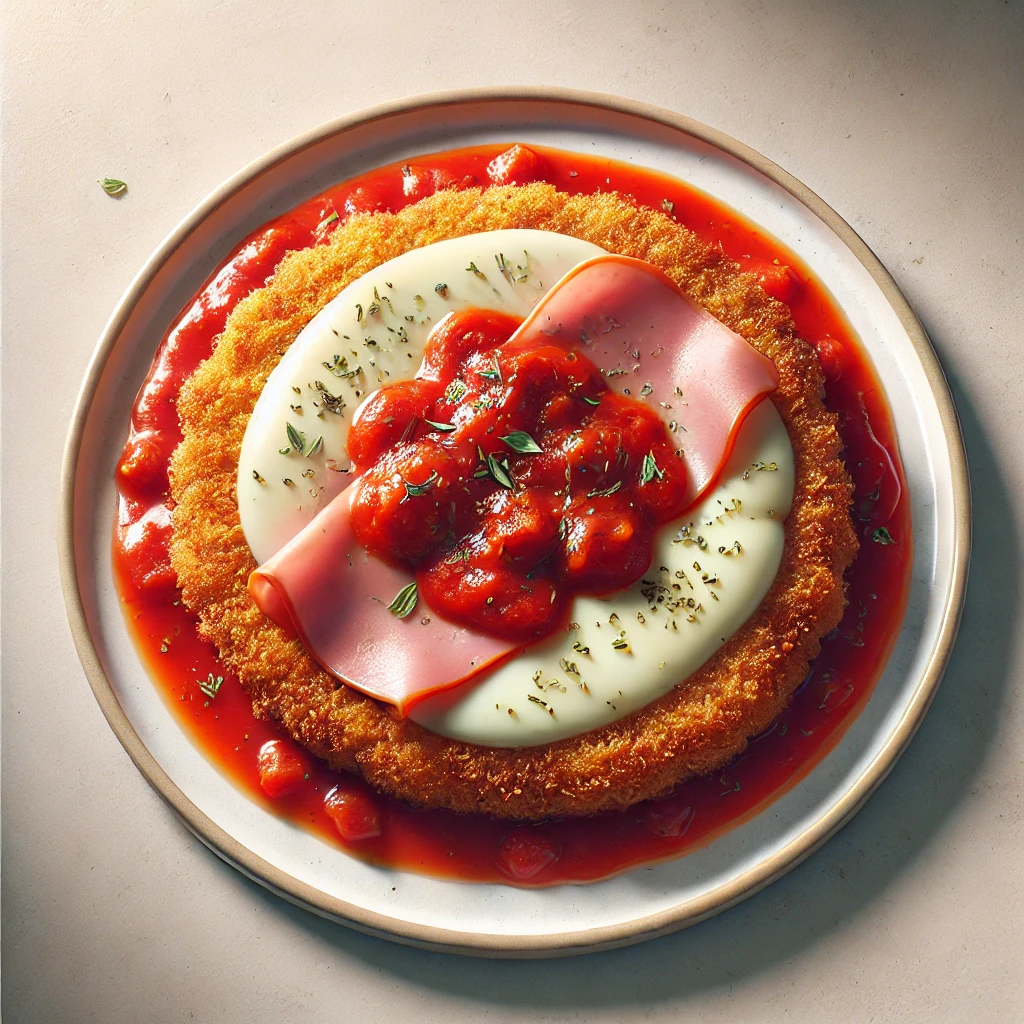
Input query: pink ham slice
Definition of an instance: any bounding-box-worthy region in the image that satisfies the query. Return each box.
[248,254,779,714]
[516,255,779,506]
[248,488,515,715]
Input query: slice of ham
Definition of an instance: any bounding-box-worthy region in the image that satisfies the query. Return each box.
[248,488,515,715]
[515,255,779,506]
[248,254,779,714]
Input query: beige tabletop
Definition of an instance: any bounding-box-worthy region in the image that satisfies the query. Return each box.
[4,2,1022,1020]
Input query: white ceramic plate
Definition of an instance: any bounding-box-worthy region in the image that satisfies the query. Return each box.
[60,89,969,957]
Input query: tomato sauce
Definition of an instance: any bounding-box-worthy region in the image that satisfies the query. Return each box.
[113,143,912,886]
[348,308,691,642]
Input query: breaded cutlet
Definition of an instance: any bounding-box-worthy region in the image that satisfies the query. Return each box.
[169,182,857,820]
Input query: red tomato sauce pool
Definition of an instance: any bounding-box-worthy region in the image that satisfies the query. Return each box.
[113,143,912,886]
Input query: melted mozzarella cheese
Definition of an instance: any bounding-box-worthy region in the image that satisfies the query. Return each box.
[238,229,795,747]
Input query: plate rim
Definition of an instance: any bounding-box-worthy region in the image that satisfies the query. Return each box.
[59,85,972,958]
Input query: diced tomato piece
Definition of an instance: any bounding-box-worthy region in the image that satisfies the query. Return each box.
[640,798,693,837]
[559,498,651,592]
[745,258,800,303]
[135,564,176,594]
[814,336,848,383]
[117,430,170,492]
[432,168,460,191]
[346,378,443,467]
[418,308,519,382]
[256,740,308,798]
[349,441,461,563]
[120,503,177,594]
[486,144,544,186]
[497,829,559,880]
[343,183,389,216]
[324,787,381,841]
[480,489,561,564]
[400,163,441,202]
[399,164,464,202]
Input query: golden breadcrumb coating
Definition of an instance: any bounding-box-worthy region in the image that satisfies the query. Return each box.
[169,183,857,819]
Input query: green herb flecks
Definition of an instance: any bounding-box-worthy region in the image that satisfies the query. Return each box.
[313,380,345,416]
[582,395,601,407]
[639,451,664,485]
[559,658,581,678]
[478,355,503,383]
[445,543,472,564]
[317,210,339,232]
[445,379,468,404]
[435,283,448,297]
[197,673,224,699]
[872,526,896,545]
[587,480,622,498]
[466,261,486,280]
[402,470,439,501]
[285,422,323,458]
[285,422,305,453]
[500,430,542,454]
[387,582,419,619]
[486,453,515,490]
[473,445,491,479]
[322,354,362,379]
[99,178,127,196]
[425,419,457,433]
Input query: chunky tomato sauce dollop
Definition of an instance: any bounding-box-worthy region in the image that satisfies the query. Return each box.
[349,309,689,641]
[113,143,912,886]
